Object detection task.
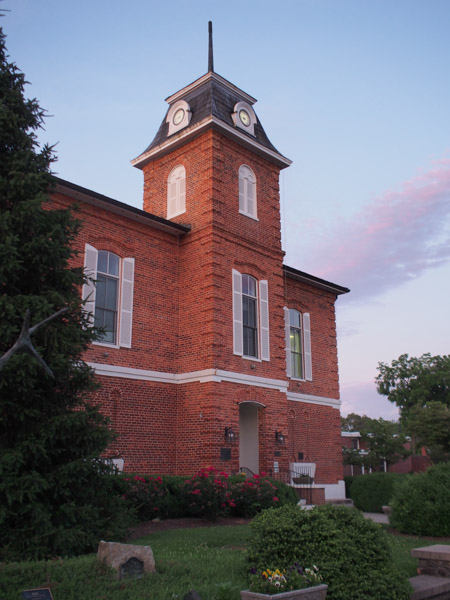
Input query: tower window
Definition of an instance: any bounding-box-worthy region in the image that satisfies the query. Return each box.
[167,165,186,219]
[232,269,270,361]
[242,274,258,358]
[239,165,257,220]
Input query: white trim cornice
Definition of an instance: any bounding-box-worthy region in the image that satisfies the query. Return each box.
[87,363,288,392]
[131,115,292,170]
[287,390,341,409]
[88,364,340,408]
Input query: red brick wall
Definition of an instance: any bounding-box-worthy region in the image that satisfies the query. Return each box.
[47,124,345,486]
[284,277,341,400]
[51,192,181,373]
[288,404,343,484]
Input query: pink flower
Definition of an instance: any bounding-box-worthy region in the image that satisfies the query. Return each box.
[191,489,201,495]
[272,496,279,502]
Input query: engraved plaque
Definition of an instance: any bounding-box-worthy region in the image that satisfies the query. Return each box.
[120,556,144,579]
[22,590,54,600]
[220,447,231,460]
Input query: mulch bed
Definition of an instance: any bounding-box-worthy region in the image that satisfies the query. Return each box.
[126,517,252,541]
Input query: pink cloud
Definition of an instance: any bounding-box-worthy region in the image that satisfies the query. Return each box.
[289,158,450,300]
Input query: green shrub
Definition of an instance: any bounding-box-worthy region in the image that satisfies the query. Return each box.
[229,474,297,518]
[350,472,406,512]
[344,475,356,499]
[390,462,450,536]
[122,471,298,522]
[121,474,187,521]
[181,467,233,520]
[247,504,411,600]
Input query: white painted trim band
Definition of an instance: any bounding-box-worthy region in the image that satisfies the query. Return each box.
[132,116,291,169]
[287,390,341,409]
[87,363,288,392]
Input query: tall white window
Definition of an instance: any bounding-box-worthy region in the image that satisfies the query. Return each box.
[167,165,186,219]
[83,244,135,348]
[232,269,269,361]
[238,165,257,219]
[95,251,120,344]
[284,307,312,380]
[242,275,258,358]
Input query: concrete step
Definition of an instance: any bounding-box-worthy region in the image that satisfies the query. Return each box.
[325,498,354,506]
[409,575,450,600]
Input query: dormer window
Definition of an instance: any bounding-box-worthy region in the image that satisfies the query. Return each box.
[232,101,257,136]
[239,165,257,219]
[166,99,192,136]
[167,165,186,219]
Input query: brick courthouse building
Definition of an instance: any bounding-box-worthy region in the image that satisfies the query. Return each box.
[50,40,349,502]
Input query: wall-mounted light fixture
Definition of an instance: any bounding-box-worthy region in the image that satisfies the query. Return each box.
[224,426,236,443]
[275,430,285,445]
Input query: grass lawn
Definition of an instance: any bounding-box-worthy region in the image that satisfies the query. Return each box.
[0,525,252,600]
[385,528,450,578]
[1,522,450,600]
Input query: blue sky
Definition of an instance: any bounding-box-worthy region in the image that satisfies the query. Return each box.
[4,0,450,420]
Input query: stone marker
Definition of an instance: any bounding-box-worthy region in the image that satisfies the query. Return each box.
[22,589,54,600]
[98,540,155,580]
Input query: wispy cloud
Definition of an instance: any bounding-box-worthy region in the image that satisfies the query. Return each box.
[289,158,450,301]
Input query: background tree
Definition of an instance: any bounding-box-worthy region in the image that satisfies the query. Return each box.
[0,27,129,560]
[342,413,409,470]
[376,353,450,462]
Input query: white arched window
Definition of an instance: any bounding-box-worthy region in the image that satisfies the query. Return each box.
[238,165,257,220]
[167,165,186,219]
[83,245,135,348]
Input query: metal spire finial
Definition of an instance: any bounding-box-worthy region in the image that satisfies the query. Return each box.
[208,21,214,73]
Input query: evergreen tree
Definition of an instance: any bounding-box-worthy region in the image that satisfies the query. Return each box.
[0,28,129,560]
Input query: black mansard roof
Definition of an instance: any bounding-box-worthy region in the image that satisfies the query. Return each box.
[132,71,291,169]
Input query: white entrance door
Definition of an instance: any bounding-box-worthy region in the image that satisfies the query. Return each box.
[239,402,259,475]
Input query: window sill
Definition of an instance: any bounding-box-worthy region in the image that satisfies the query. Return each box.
[93,340,120,350]
[242,355,262,363]
[239,210,259,221]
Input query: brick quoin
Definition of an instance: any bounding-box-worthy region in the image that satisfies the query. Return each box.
[48,63,349,501]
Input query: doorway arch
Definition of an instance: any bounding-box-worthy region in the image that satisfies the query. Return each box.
[239,401,264,475]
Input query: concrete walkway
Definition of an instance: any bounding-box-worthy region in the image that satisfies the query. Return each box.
[363,512,389,524]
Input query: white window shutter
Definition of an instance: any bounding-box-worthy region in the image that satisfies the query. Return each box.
[179,173,186,214]
[303,312,312,381]
[232,269,243,356]
[247,177,256,218]
[167,179,177,218]
[82,244,98,326]
[119,257,135,348]
[239,173,245,212]
[284,307,291,377]
[259,280,270,361]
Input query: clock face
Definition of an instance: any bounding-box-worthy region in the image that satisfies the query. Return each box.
[239,109,251,127]
[173,108,185,126]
